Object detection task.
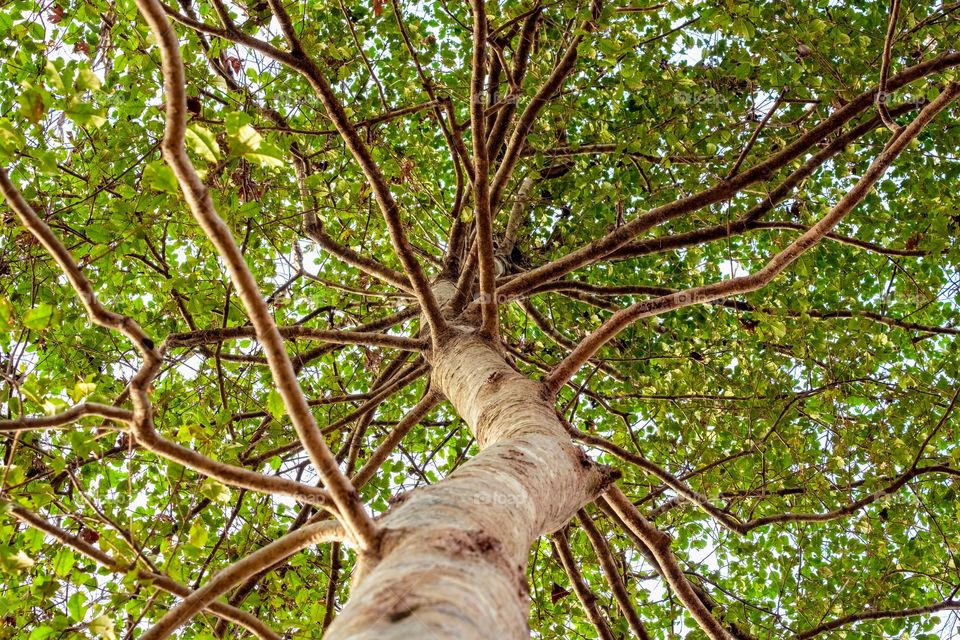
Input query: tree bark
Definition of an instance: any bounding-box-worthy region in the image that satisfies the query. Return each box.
[325,330,618,639]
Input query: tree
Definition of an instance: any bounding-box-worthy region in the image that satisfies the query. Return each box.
[1,0,959,637]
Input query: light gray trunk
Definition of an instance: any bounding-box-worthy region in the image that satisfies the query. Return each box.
[325,331,616,639]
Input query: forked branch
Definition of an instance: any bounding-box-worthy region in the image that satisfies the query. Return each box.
[139,519,346,640]
[544,82,960,393]
[132,0,377,548]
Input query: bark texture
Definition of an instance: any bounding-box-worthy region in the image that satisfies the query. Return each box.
[325,331,617,639]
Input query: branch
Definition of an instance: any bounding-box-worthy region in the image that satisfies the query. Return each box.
[352,392,440,488]
[268,2,448,341]
[522,143,709,164]
[244,361,430,464]
[577,509,653,640]
[140,519,345,640]
[603,487,731,640]
[5,503,280,640]
[502,175,535,255]
[727,89,788,178]
[593,499,757,640]
[389,0,471,182]
[793,598,960,640]
[571,387,959,533]
[468,0,500,340]
[166,0,447,340]
[303,215,413,293]
[535,279,960,336]
[499,52,960,298]
[877,0,904,133]
[336,0,388,109]
[485,6,542,160]
[607,103,918,261]
[164,325,427,352]
[544,82,960,394]
[489,4,601,212]
[1,167,333,510]
[0,403,131,432]
[257,99,439,137]
[133,0,377,549]
[553,527,618,640]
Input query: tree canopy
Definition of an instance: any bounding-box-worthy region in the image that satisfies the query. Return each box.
[1,0,960,638]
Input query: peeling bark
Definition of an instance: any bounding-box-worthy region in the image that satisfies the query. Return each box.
[326,331,618,639]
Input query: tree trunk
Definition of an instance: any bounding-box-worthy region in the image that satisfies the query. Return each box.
[325,330,618,639]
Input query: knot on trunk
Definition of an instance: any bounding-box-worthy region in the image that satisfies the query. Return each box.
[574,447,622,496]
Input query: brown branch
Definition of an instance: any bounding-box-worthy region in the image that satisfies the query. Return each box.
[553,527,618,640]
[727,89,788,178]
[303,216,413,293]
[322,541,342,630]
[485,6,542,160]
[0,403,132,432]
[499,53,960,298]
[6,503,280,640]
[161,1,299,67]
[572,388,960,533]
[168,0,447,339]
[577,509,653,640]
[877,0,904,133]
[132,0,377,547]
[750,221,928,257]
[648,464,960,520]
[503,175,535,255]
[603,486,730,640]
[793,598,960,640]
[271,9,448,341]
[534,279,960,336]
[140,518,345,640]
[522,143,708,164]
[336,0,388,109]
[264,100,439,136]
[389,0,471,182]
[544,82,960,394]
[468,0,499,340]
[1,170,334,510]
[352,392,440,488]
[607,104,917,262]
[164,325,427,352]
[489,5,601,212]
[244,361,430,464]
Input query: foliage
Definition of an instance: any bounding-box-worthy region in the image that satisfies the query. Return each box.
[1,0,959,638]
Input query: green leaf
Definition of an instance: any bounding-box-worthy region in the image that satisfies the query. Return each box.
[67,591,87,622]
[75,66,102,92]
[224,111,254,134]
[65,100,106,128]
[0,297,13,330]
[18,84,46,124]
[44,60,66,93]
[200,478,232,504]
[266,390,285,421]
[52,548,75,577]
[188,520,209,548]
[185,124,220,162]
[229,123,264,155]
[0,549,35,573]
[23,303,55,330]
[0,118,24,160]
[244,142,286,168]
[143,161,179,194]
[227,122,285,167]
[89,614,117,640]
[27,627,55,640]
[30,148,59,174]
[69,380,97,403]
